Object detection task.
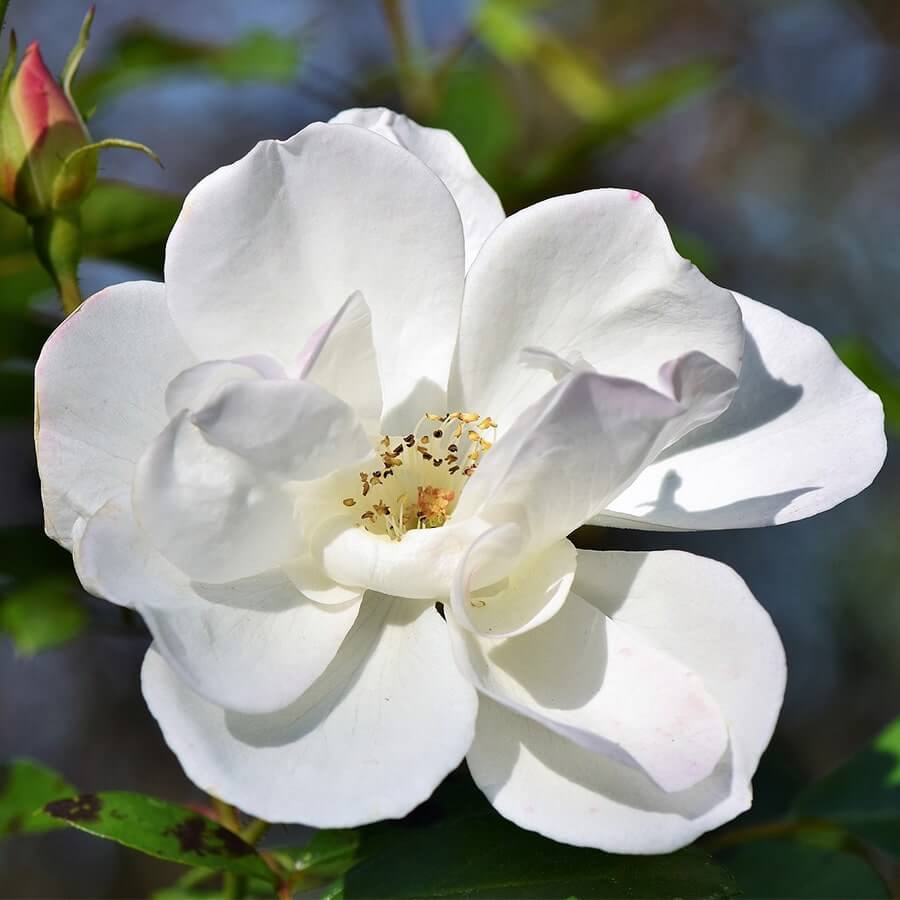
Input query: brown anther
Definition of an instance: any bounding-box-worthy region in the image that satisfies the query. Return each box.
[373,501,390,516]
[380,436,390,447]
[448,444,458,453]
[448,465,460,474]
[463,466,475,476]
[393,444,404,455]
[404,434,416,446]
[343,498,356,507]
[420,435,430,444]
[433,429,443,438]
[422,452,433,461]
[359,472,369,482]
[446,454,458,464]
[361,511,375,521]
[362,483,371,496]
[433,458,442,467]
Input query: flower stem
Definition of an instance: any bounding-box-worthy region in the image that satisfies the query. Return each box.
[379,0,436,118]
[28,208,84,315]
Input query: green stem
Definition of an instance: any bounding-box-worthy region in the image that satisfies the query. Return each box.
[28,209,84,315]
[379,0,436,118]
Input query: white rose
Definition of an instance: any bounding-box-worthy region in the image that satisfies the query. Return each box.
[34,108,885,853]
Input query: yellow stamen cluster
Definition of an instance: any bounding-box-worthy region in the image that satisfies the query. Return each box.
[341,411,498,541]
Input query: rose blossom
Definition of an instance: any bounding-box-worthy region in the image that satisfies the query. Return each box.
[35,108,885,853]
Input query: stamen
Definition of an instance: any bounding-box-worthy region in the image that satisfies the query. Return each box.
[342,410,497,539]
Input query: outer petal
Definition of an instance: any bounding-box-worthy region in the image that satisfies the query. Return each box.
[573,550,786,777]
[469,699,748,854]
[164,122,466,428]
[450,591,728,793]
[35,281,196,549]
[331,107,505,270]
[142,598,479,826]
[452,189,743,426]
[75,498,360,715]
[467,550,785,853]
[600,294,887,529]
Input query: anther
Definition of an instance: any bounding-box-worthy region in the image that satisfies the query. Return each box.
[343,498,356,507]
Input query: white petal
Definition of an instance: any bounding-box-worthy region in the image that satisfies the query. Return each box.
[466,549,785,853]
[296,291,383,433]
[316,514,490,601]
[132,412,296,583]
[573,549,786,778]
[35,281,195,548]
[454,370,684,550]
[142,598,478,826]
[190,378,371,479]
[165,122,466,429]
[165,356,284,419]
[450,532,576,637]
[281,553,364,606]
[75,498,359,714]
[450,590,727,792]
[331,107,505,270]
[452,189,743,426]
[602,293,887,529]
[469,698,750,854]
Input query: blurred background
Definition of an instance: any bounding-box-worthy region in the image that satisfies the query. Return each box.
[0,0,897,895]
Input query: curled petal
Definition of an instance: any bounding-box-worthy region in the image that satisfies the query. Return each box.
[601,293,887,529]
[451,590,728,793]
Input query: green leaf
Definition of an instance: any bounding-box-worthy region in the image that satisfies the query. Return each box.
[0,575,86,656]
[837,337,900,437]
[793,716,900,858]
[74,27,301,112]
[0,759,76,835]
[36,791,277,883]
[80,180,182,273]
[343,792,737,899]
[272,829,360,881]
[723,839,888,899]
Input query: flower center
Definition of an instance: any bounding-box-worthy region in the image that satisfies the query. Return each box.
[342,411,498,541]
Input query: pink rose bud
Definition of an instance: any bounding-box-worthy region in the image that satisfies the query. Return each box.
[0,41,95,216]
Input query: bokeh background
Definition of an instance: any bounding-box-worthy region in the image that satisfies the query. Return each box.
[1,0,898,895]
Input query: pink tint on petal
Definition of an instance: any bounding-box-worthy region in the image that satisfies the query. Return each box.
[629,190,643,201]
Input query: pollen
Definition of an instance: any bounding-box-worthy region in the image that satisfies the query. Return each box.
[341,410,499,541]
